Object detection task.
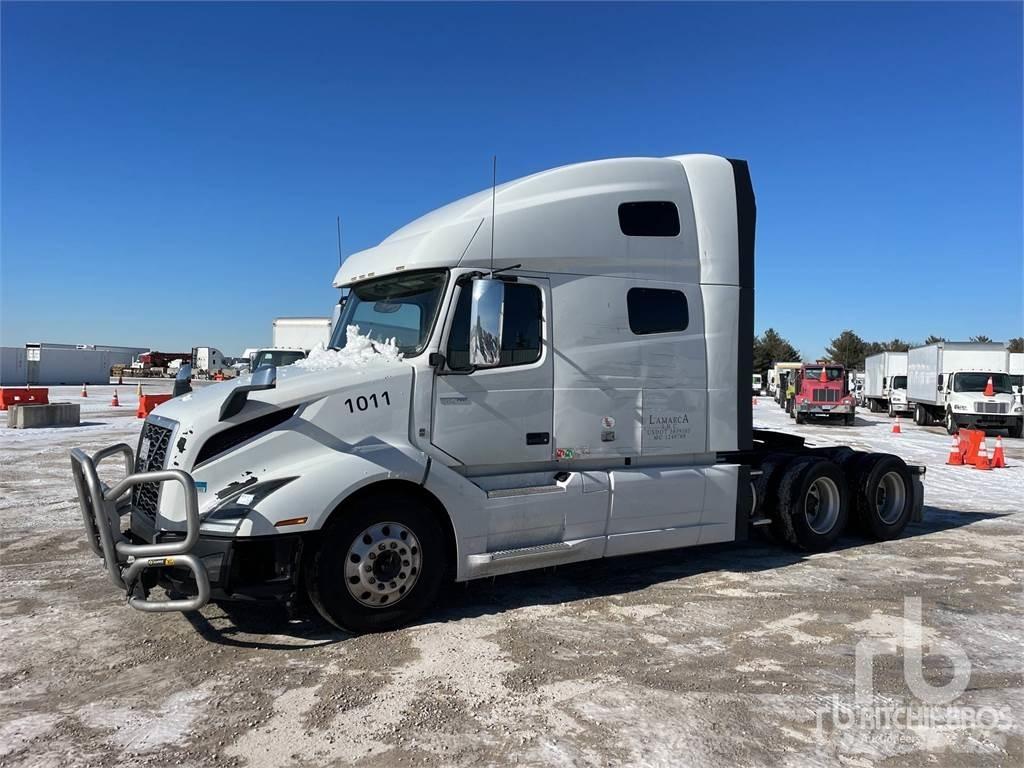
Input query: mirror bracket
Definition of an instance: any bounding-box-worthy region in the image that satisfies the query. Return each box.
[219,365,278,421]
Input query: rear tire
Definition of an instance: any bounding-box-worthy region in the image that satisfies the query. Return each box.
[774,457,849,552]
[854,454,914,540]
[306,492,446,634]
[914,404,929,426]
[945,409,958,435]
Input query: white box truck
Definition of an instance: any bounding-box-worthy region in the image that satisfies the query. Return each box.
[907,342,1020,436]
[272,317,331,350]
[247,318,335,372]
[69,154,924,633]
[863,352,911,417]
[1011,352,1023,405]
[190,346,227,378]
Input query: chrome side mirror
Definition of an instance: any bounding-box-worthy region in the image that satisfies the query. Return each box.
[468,278,504,368]
[172,364,193,398]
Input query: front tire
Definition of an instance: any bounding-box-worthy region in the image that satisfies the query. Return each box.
[306,492,445,633]
[1009,419,1023,439]
[774,457,849,552]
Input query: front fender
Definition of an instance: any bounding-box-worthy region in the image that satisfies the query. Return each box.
[227,444,429,536]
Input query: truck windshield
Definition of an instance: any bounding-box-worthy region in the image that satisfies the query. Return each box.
[803,367,844,382]
[953,372,1012,394]
[330,270,447,356]
[891,376,907,390]
[252,350,307,370]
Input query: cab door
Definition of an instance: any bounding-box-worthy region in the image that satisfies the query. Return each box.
[431,277,553,467]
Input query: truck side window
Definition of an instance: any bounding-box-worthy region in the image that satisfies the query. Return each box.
[447,282,543,370]
[626,287,688,335]
[618,201,680,237]
[937,374,944,390]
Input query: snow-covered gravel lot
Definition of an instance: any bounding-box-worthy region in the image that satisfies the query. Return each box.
[2,389,1021,767]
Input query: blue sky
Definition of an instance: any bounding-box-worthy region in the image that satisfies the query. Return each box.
[2,1,1021,357]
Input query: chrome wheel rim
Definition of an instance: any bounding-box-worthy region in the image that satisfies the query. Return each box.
[875,471,906,525]
[344,522,422,608]
[804,476,841,535]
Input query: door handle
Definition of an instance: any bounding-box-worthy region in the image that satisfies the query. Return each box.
[526,432,550,446]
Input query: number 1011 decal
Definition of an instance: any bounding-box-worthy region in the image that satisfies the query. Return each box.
[344,391,391,413]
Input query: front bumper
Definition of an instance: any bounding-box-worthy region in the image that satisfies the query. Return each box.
[71,443,210,612]
[796,403,854,416]
[70,443,302,612]
[952,413,1020,429]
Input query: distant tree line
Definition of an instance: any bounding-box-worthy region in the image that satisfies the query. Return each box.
[754,330,1024,376]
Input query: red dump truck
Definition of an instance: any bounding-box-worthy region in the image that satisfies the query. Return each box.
[790,362,856,425]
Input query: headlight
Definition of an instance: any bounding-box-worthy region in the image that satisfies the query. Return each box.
[202,477,298,522]
[1014,405,1023,413]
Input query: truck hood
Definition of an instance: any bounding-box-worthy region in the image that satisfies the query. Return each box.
[151,356,411,433]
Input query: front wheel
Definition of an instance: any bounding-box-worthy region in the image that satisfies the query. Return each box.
[795,411,805,424]
[306,493,446,633]
[1009,419,1023,439]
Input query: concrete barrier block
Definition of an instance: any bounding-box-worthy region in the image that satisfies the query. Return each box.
[7,402,81,428]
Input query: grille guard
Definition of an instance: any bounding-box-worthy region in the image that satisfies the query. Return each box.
[70,444,210,612]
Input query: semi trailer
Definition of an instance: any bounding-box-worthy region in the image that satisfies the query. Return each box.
[70,154,925,633]
[907,342,1020,436]
[864,352,911,417]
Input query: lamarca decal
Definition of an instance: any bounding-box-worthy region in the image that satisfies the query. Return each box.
[645,412,691,441]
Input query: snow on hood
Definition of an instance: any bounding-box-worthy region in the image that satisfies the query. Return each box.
[289,325,404,373]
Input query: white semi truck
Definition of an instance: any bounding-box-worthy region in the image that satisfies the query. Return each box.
[70,155,925,633]
[864,352,911,417]
[907,342,1020,436]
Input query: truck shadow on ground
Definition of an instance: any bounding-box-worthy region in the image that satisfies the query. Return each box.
[182,505,1005,649]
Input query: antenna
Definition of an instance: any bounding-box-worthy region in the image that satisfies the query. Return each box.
[336,216,343,267]
[489,155,497,275]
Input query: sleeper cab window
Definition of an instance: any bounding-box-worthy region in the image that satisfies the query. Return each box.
[627,287,688,335]
[618,201,680,237]
[447,282,543,370]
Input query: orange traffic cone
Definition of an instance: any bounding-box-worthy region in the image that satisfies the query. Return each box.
[983,377,994,397]
[81,383,88,397]
[891,415,902,434]
[110,390,120,407]
[946,433,963,465]
[975,436,992,470]
[819,367,828,383]
[991,435,1007,468]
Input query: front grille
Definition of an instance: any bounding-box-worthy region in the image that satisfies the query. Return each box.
[812,388,840,403]
[132,418,175,521]
[974,401,1008,414]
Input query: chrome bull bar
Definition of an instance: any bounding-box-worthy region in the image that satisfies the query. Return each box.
[69,444,210,612]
